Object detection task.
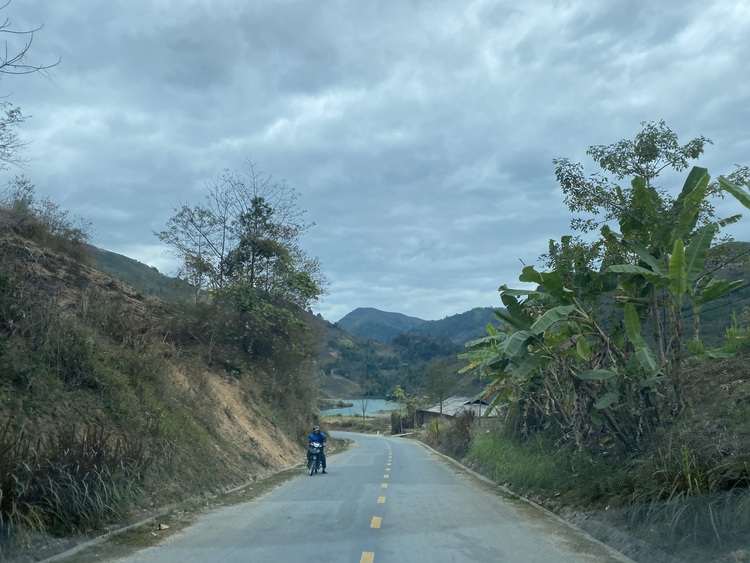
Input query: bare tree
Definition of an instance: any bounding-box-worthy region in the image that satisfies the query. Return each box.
[0,1,60,169]
[0,1,60,78]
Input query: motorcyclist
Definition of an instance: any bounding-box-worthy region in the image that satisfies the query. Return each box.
[308,425,327,474]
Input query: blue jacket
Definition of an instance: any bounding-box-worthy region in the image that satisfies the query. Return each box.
[309,431,326,444]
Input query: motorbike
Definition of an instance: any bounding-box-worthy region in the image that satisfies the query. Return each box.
[307,441,324,476]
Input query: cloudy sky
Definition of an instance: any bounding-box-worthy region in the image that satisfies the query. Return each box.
[3,0,749,322]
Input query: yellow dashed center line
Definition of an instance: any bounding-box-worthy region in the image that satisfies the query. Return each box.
[381,483,388,488]
[361,552,375,563]
[385,468,391,471]
[370,516,382,529]
[383,474,389,479]
[377,495,386,503]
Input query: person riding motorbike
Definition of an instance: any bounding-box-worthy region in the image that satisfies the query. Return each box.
[307,425,327,473]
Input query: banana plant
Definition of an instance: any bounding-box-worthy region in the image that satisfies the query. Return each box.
[463,166,749,450]
[604,168,746,405]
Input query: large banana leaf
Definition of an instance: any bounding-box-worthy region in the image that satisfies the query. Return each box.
[494,307,531,332]
[674,167,710,240]
[635,347,658,374]
[623,303,645,346]
[683,224,717,287]
[719,214,743,228]
[529,305,575,336]
[499,293,533,330]
[720,176,750,209]
[501,330,535,358]
[624,303,658,373]
[669,238,686,299]
[622,241,667,276]
[509,353,542,379]
[519,266,570,299]
[464,332,506,348]
[608,264,668,285]
[693,277,745,306]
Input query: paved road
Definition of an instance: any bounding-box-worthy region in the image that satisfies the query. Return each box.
[116,432,631,562]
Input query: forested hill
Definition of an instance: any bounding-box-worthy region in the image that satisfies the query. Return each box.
[408,307,499,344]
[337,306,500,345]
[336,307,426,341]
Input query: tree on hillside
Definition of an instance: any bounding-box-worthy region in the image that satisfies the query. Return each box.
[156,160,327,309]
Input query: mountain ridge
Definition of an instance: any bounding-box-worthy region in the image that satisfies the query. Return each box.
[337,305,499,345]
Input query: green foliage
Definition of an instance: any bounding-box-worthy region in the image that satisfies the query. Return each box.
[0,222,319,553]
[467,430,574,493]
[553,120,713,233]
[1,176,92,261]
[613,441,750,549]
[155,161,326,309]
[721,313,750,354]
[464,123,749,454]
[421,410,475,458]
[89,247,195,304]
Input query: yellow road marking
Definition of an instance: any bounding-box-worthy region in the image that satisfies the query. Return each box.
[361,552,375,563]
[381,483,388,488]
[385,467,391,471]
[383,474,389,478]
[371,516,382,529]
[377,496,386,503]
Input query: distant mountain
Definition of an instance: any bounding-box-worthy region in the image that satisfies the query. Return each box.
[337,307,426,342]
[408,307,501,345]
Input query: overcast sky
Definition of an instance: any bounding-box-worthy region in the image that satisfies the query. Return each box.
[3,0,749,322]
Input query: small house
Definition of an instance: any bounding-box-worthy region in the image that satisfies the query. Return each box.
[415,396,495,426]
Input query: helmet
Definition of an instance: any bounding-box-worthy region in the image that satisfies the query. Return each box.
[313,425,320,432]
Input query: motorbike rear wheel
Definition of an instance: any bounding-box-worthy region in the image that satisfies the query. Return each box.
[309,456,317,476]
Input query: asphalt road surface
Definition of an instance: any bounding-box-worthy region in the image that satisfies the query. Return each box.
[115,432,632,563]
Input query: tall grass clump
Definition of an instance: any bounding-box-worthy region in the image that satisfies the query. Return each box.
[614,442,750,549]
[0,421,171,558]
[721,312,750,355]
[467,430,571,493]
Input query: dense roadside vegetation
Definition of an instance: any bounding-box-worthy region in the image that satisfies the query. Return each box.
[0,110,327,560]
[435,123,750,562]
[0,180,322,558]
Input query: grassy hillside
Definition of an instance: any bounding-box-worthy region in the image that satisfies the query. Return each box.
[0,227,317,558]
[88,245,195,304]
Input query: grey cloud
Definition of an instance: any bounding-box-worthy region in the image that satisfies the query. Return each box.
[3,0,749,322]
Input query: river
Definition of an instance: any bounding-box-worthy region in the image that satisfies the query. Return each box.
[319,398,397,418]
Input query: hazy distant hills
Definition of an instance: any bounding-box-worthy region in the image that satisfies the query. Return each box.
[337,306,500,344]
